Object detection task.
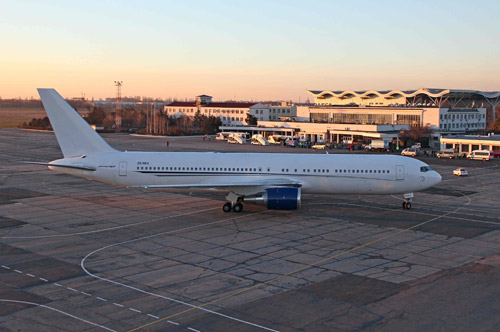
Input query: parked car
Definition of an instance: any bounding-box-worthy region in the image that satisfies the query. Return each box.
[312,144,326,150]
[401,148,419,157]
[453,167,468,176]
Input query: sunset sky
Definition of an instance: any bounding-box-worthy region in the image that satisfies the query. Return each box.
[1,0,499,101]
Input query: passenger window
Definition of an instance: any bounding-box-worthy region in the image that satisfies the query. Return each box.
[295,169,297,172]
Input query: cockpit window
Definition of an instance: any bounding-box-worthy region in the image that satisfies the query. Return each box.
[420,166,433,172]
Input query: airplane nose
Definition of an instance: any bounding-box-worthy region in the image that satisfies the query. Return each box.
[431,171,442,185]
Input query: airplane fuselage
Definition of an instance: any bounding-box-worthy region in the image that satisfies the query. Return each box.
[49,151,441,196]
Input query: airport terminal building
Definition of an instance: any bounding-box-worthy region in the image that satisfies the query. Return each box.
[220,88,498,148]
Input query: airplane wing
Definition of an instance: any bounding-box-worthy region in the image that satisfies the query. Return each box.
[129,179,301,190]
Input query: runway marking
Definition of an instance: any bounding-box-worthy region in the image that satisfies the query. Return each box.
[67,287,78,292]
[1,265,10,269]
[39,277,48,282]
[113,303,124,308]
[0,206,219,239]
[26,273,35,278]
[0,299,117,332]
[129,190,472,332]
[14,269,22,274]
[167,320,179,325]
[188,328,201,332]
[81,291,92,297]
[129,308,142,313]
[81,210,279,332]
[96,297,107,302]
[54,283,62,287]
[147,314,160,319]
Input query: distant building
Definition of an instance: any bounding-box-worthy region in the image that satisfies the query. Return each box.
[267,102,297,121]
[307,88,500,123]
[441,134,500,154]
[307,105,487,134]
[164,95,270,125]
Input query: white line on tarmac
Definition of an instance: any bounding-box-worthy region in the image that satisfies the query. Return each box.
[26,273,35,278]
[81,210,279,332]
[0,206,218,239]
[14,270,22,274]
[129,308,142,313]
[54,283,62,287]
[147,314,159,319]
[97,297,107,302]
[1,265,10,269]
[0,299,117,332]
[81,292,92,297]
[113,303,124,308]
[167,320,179,325]
[188,328,201,332]
[39,278,48,282]
[67,287,78,292]
[308,201,500,226]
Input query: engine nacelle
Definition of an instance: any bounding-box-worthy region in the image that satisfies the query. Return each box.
[244,187,301,210]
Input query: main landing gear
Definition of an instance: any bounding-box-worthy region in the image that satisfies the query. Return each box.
[222,192,244,213]
[402,192,413,210]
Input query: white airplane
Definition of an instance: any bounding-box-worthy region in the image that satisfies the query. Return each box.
[34,89,441,212]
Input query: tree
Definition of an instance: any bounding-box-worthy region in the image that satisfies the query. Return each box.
[246,113,258,125]
[192,110,203,129]
[489,117,500,132]
[85,107,106,125]
[400,124,434,147]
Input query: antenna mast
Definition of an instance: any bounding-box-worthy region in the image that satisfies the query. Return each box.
[114,81,123,132]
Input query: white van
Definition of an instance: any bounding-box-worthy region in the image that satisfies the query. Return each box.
[467,150,493,161]
[437,149,457,159]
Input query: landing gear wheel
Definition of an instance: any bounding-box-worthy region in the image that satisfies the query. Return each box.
[233,203,243,213]
[222,202,232,213]
[406,202,411,209]
[402,202,407,209]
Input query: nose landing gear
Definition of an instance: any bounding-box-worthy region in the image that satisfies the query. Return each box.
[402,192,413,209]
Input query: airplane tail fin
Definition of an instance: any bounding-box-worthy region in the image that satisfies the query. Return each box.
[38,88,116,158]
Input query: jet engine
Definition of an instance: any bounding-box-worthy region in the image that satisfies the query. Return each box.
[244,187,301,210]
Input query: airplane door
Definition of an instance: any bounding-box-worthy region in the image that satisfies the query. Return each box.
[396,165,404,180]
[119,161,127,176]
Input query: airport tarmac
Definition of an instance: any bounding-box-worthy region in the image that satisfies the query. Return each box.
[1,128,500,332]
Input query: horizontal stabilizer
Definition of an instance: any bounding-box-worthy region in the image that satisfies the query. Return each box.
[22,161,96,171]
